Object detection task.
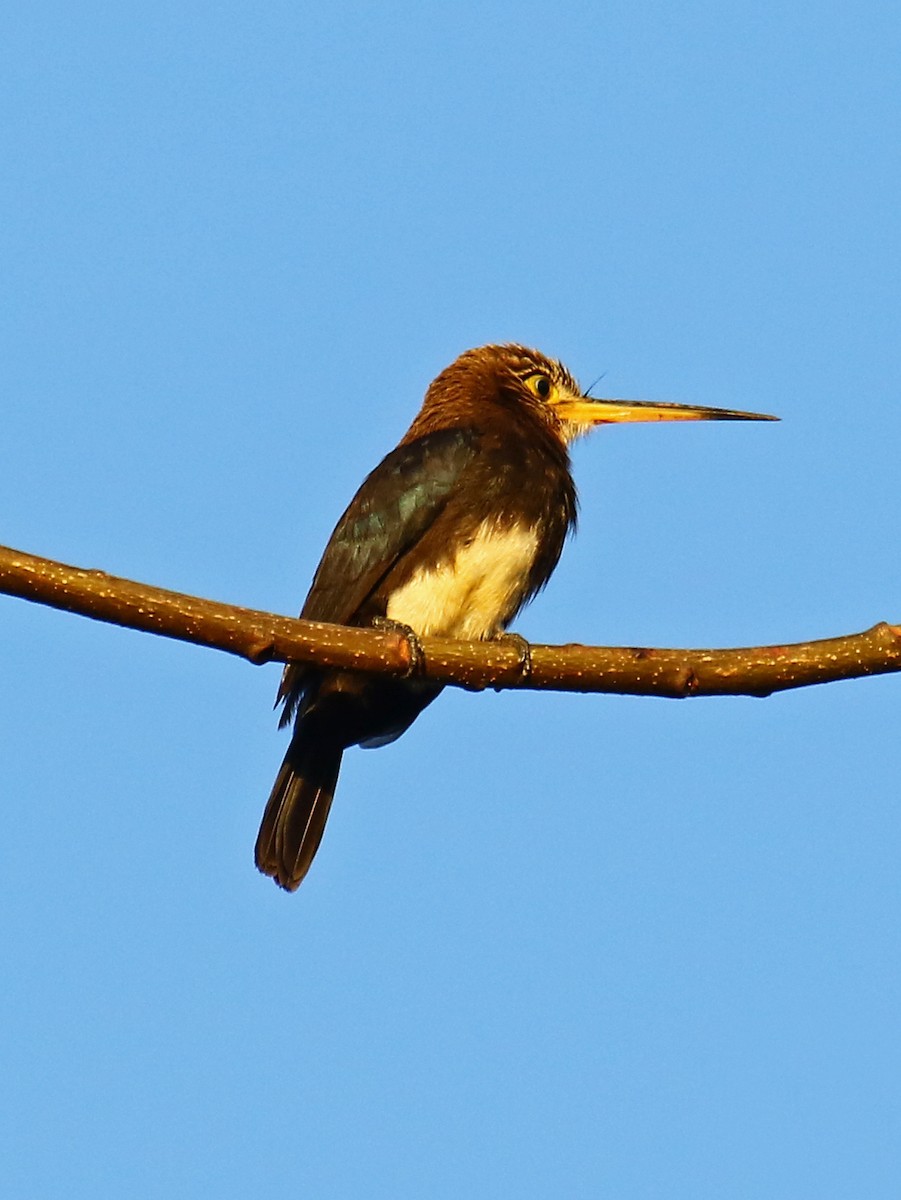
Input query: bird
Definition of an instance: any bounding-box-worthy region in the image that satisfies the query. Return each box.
[255,343,776,890]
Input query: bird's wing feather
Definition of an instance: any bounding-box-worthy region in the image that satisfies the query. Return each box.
[301,426,480,622]
[277,426,480,717]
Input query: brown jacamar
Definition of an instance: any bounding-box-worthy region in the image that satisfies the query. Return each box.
[255,344,775,890]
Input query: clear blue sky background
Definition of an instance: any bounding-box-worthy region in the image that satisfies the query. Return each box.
[1,2,900,1196]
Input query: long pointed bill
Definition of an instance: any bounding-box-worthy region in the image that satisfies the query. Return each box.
[555,396,779,424]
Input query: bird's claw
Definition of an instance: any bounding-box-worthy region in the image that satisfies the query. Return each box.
[371,616,426,677]
[497,631,533,684]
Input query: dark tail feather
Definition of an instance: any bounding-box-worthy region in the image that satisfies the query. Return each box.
[255,729,343,891]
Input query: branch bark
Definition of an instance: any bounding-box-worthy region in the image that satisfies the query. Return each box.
[0,542,899,698]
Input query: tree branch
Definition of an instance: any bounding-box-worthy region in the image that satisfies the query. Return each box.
[0,542,899,698]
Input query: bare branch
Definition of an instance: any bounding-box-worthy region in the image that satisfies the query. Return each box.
[0,542,899,698]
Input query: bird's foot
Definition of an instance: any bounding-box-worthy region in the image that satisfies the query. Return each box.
[495,631,533,684]
[371,616,426,677]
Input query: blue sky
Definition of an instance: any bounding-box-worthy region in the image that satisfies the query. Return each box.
[2,1,900,1195]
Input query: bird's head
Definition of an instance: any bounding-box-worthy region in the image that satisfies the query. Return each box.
[414,344,777,444]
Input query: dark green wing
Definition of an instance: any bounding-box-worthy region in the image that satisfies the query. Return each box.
[302,426,480,622]
[278,427,480,718]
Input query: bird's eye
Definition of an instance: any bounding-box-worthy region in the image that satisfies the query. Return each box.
[527,374,553,399]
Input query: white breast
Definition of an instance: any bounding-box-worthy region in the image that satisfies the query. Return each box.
[386,521,540,640]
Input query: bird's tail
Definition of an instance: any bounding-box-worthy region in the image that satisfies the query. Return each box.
[255,725,344,891]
